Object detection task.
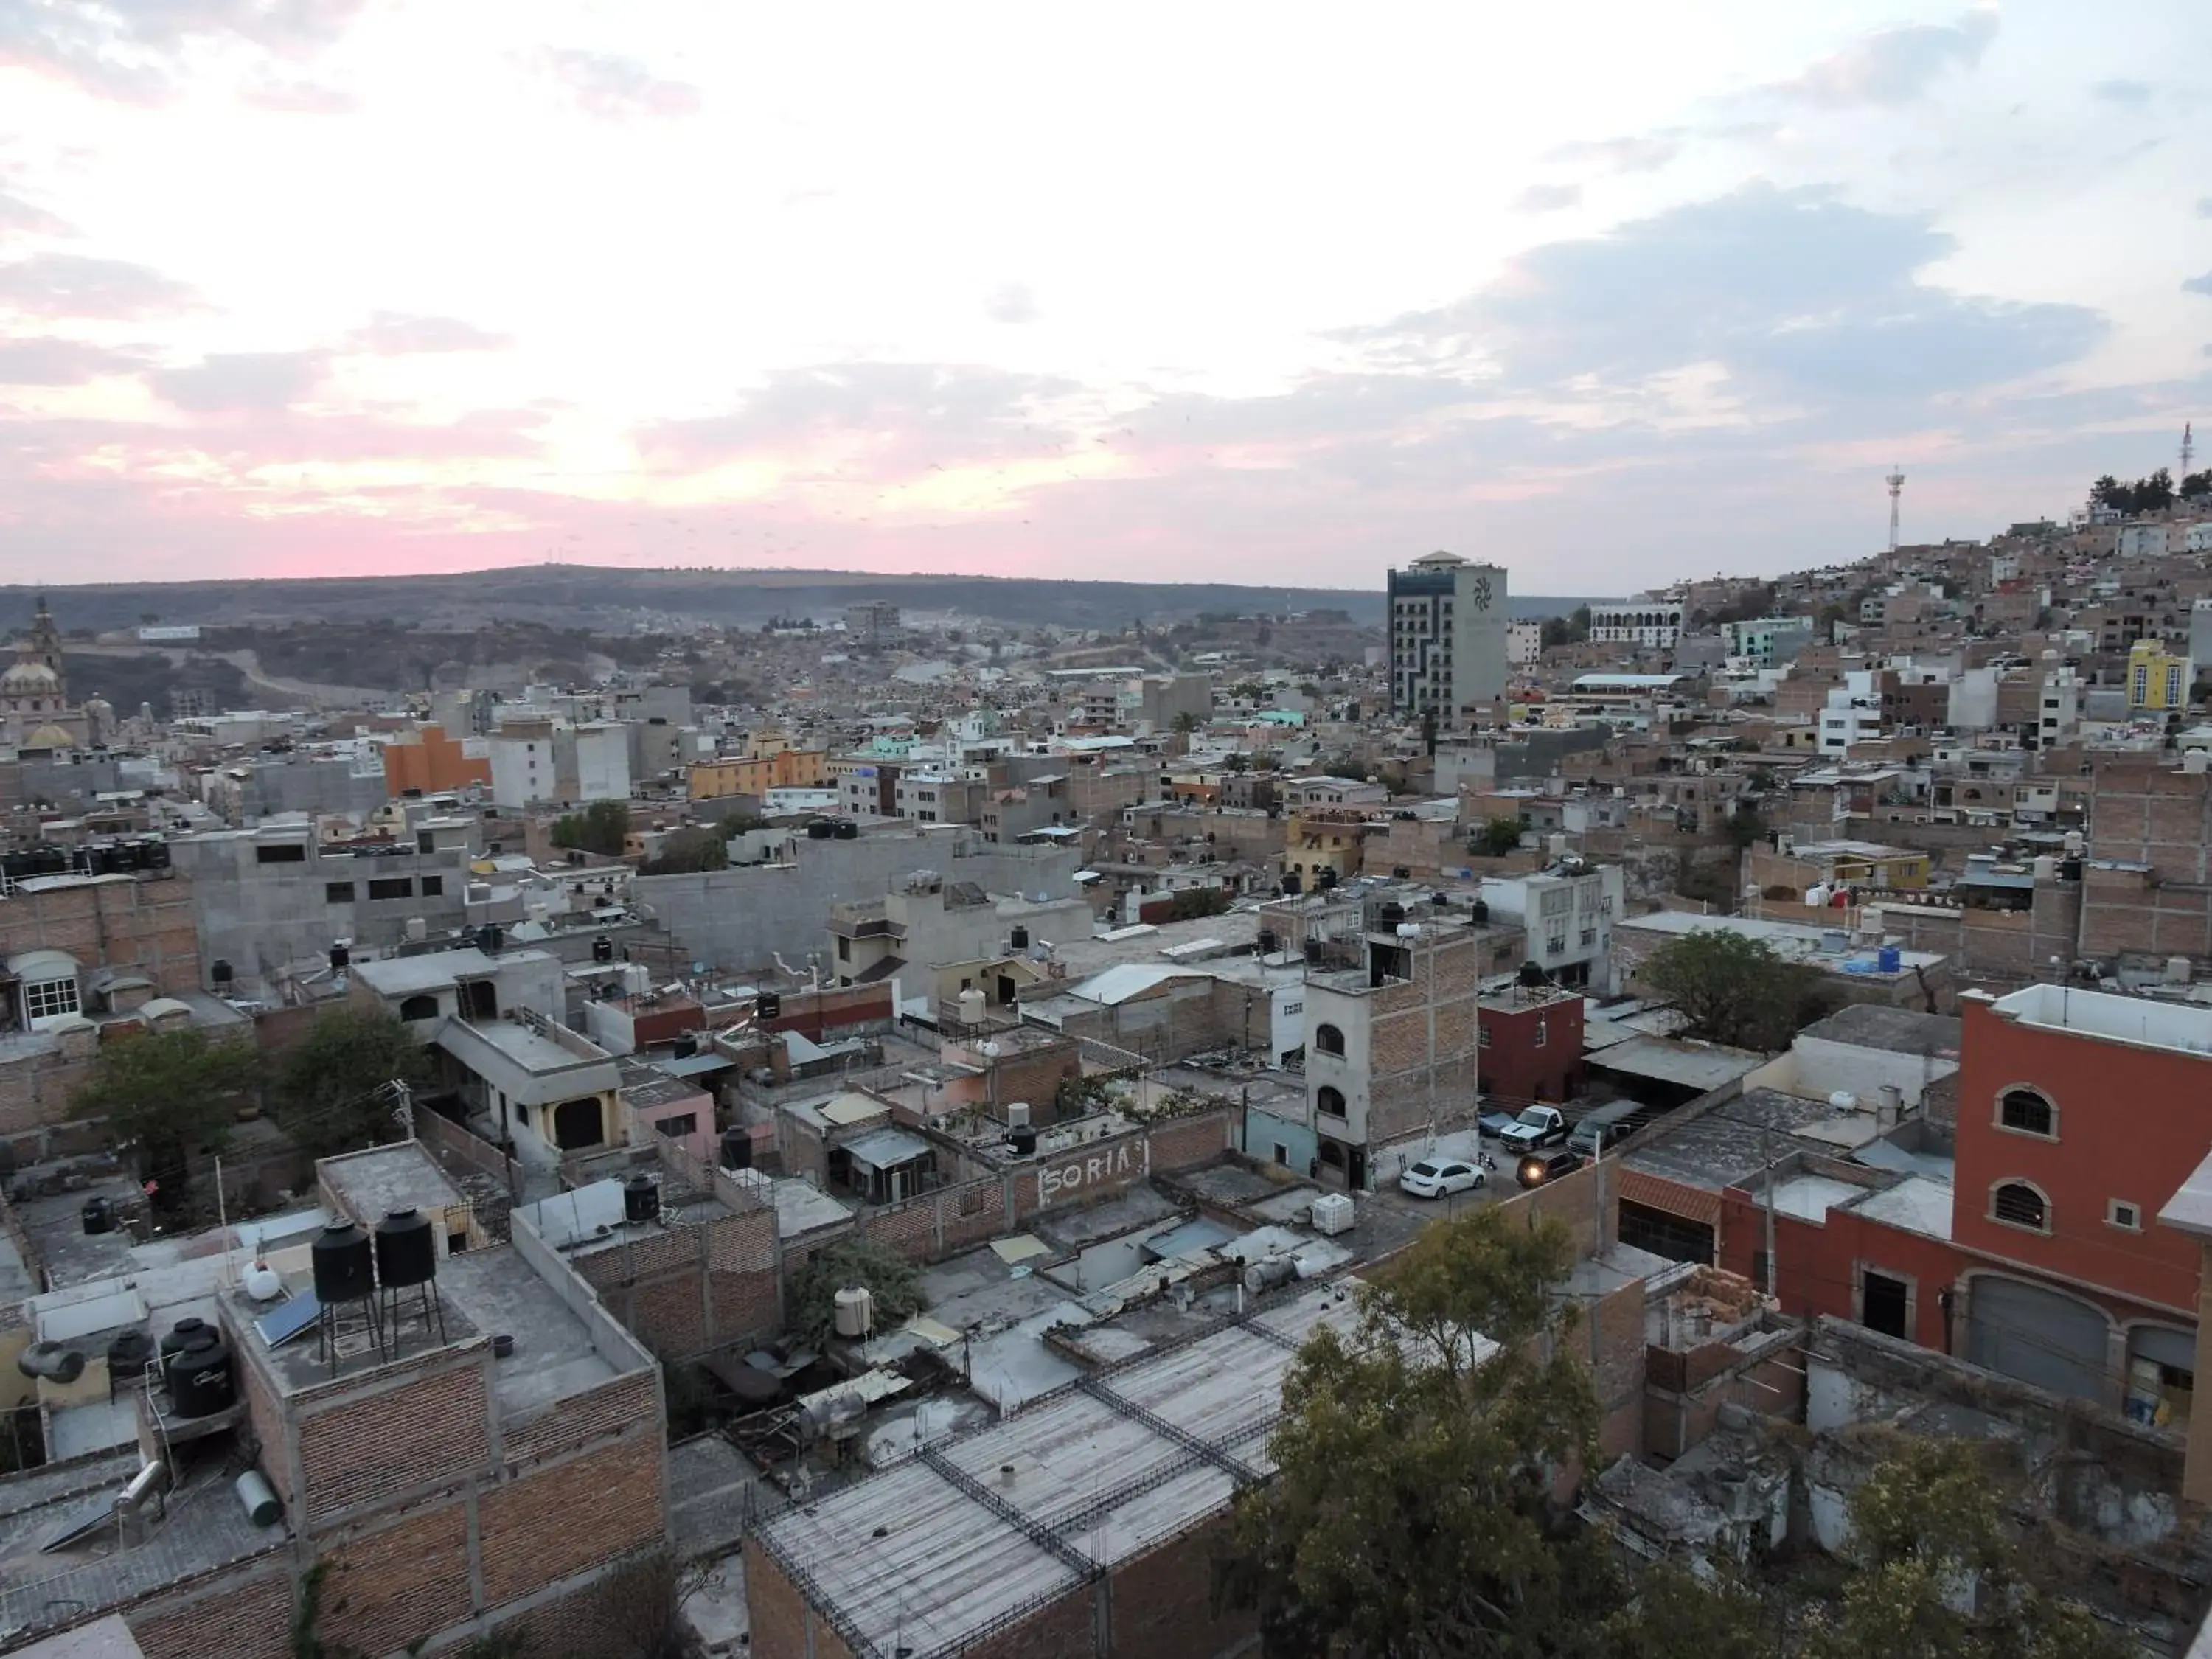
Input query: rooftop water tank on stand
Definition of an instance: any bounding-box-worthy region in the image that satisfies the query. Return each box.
[310,1223,375,1305]
[720,1127,753,1171]
[624,1175,659,1224]
[374,1209,437,1287]
[958,987,986,1026]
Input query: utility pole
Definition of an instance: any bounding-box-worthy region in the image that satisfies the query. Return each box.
[1761,1123,1779,1304]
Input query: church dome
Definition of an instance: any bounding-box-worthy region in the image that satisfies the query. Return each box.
[21,723,74,749]
[1,660,60,693]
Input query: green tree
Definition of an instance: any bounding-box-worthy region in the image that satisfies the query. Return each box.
[1220,1208,1613,1658]
[641,827,729,874]
[1805,1439,2131,1659]
[1471,816,1524,858]
[274,1009,428,1159]
[1641,928,1818,1051]
[550,798,629,856]
[790,1237,927,1347]
[717,810,768,835]
[1174,710,1200,734]
[1722,804,1769,849]
[73,1029,262,1211]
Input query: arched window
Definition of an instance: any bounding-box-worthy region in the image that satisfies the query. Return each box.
[398,994,439,1022]
[1991,1180,2049,1233]
[1998,1087,2055,1138]
[1316,1085,1346,1119]
[1312,1023,1346,1056]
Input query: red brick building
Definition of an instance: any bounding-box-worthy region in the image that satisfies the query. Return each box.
[1476,984,1584,1105]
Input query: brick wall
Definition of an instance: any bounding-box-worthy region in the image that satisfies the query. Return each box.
[317,1498,476,1655]
[0,872,200,995]
[1099,1512,1251,1658]
[478,1433,667,1607]
[127,1562,294,1659]
[575,1204,782,1360]
[293,1350,492,1527]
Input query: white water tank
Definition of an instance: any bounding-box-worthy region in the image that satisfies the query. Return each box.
[1828,1091,1858,1115]
[243,1262,285,1303]
[1548,832,1568,860]
[832,1285,874,1338]
[1310,1192,1355,1236]
[1877,1084,1903,1127]
[2032,855,2056,881]
[2188,751,2211,776]
[2064,831,2086,855]
[2167,956,2194,985]
[958,987,986,1026]
[1004,1101,1030,1130]
[1805,883,1830,908]
[404,916,428,942]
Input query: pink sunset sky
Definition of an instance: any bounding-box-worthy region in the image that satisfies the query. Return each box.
[2,1,2208,596]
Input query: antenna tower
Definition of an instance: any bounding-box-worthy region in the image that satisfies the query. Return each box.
[2184,422,2196,479]
[1885,467,1905,554]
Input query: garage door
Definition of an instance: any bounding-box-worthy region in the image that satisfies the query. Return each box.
[1966,1276,2110,1401]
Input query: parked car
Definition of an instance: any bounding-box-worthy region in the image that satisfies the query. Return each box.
[1567,1099,1644,1160]
[1517,1147,1585,1189]
[1477,1107,1523,1140]
[1497,1106,1569,1152]
[1399,1158,1486,1200]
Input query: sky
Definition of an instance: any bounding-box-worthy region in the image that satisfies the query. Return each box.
[1,1,2210,598]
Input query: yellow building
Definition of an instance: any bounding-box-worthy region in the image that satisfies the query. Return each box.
[2129,640,2192,713]
[688,748,830,801]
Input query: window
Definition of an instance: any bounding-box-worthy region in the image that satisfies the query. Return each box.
[1316,1085,1346,1119]
[1991,1180,2049,1233]
[324,881,355,903]
[1534,1020,1548,1048]
[654,1113,699,1140]
[23,976,79,1023]
[1312,1023,1345,1056]
[1997,1087,2056,1138]
[255,843,307,863]
[2109,1199,2143,1232]
[420,875,444,897]
[366,877,413,901]
[1478,1025,1492,1048]
[837,936,851,961]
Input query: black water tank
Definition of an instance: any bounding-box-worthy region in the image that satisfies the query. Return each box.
[210,959,234,987]
[756,991,782,1020]
[106,1329,155,1380]
[1009,1127,1039,1157]
[1377,902,1405,928]
[477,922,503,954]
[672,1035,698,1059]
[806,819,836,840]
[720,1128,753,1171]
[159,1318,208,1379]
[1280,873,1302,895]
[374,1208,437,1287]
[170,1331,235,1418]
[593,934,614,963]
[80,1197,112,1235]
[1315,868,1337,889]
[832,821,858,840]
[1257,929,1279,955]
[329,942,350,972]
[1009,925,1029,951]
[624,1175,658,1224]
[311,1222,375,1304]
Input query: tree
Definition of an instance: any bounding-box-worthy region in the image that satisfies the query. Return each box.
[641,827,729,874]
[1643,928,1819,1051]
[2183,469,2211,501]
[73,1029,262,1211]
[1174,711,1200,734]
[717,810,768,835]
[551,799,628,856]
[1221,1207,1610,1658]
[1420,706,1439,757]
[1804,1439,2131,1659]
[790,1237,926,1347]
[1471,816,1524,858]
[274,1009,428,1159]
[1722,804,1769,849]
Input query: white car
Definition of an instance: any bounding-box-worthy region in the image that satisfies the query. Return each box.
[1397,1157,1485,1200]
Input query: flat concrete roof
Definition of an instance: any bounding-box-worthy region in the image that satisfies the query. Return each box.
[1624,1088,1846,1193]
[351,947,502,995]
[318,1142,466,1222]
[1796,1004,1961,1058]
[1588,1037,1761,1093]
[753,1283,1362,1658]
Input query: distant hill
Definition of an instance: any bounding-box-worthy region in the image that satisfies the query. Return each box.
[1,567,1596,636]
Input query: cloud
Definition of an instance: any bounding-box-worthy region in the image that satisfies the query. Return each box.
[1766,9,1998,108]
[984,283,1038,324]
[149,349,327,411]
[0,253,200,319]
[1514,183,1582,213]
[2092,79,2152,107]
[635,362,1082,475]
[0,335,144,385]
[0,189,72,242]
[0,0,369,102]
[535,49,700,119]
[2185,272,2212,298]
[1347,184,2104,411]
[345,312,512,354]
[1545,135,1679,175]
[238,74,357,114]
